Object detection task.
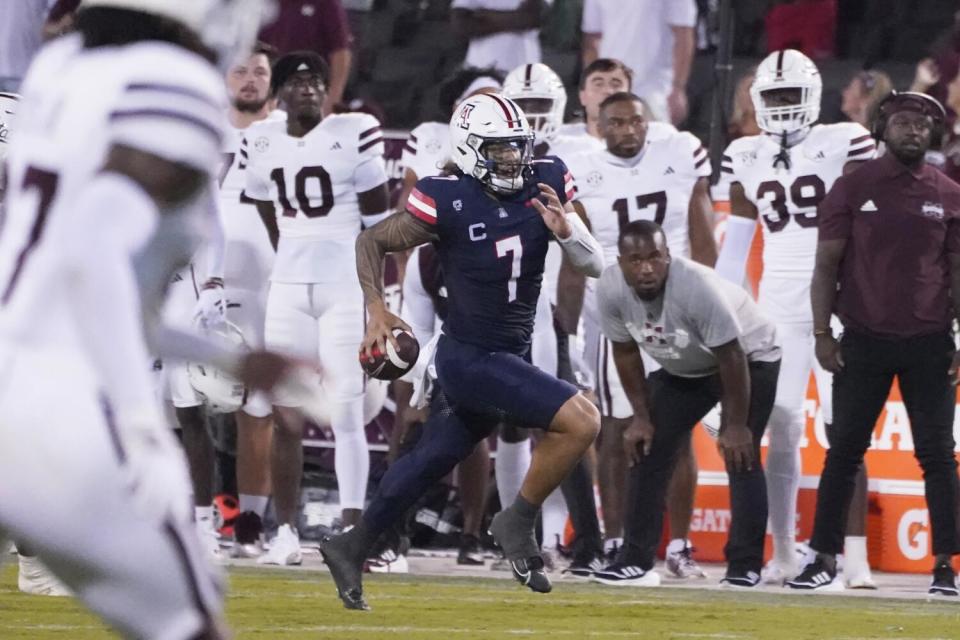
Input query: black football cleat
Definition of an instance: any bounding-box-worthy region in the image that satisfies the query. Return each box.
[510,555,552,593]
[320,532,370,611]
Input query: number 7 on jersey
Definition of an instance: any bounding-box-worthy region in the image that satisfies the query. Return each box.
[495,235,522,303]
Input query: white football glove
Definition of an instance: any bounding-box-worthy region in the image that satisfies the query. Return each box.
[117,408,194,524]
[194,279,226,329]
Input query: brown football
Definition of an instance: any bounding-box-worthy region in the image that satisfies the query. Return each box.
[359,329,420,380]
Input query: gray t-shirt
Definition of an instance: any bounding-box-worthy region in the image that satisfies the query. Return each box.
[598,257,780,378]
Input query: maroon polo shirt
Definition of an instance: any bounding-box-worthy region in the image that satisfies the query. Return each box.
[258,0,352,57]
[818,152,960,338]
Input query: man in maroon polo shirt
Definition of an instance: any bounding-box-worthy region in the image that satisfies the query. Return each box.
[259,0,352,113]
[788,92,960,595]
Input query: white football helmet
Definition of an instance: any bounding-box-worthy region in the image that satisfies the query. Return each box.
[186,321,247,413]
[81,0,274,71]
[502,63,567,146]
[449,93,534,195]
[750,49,822,135]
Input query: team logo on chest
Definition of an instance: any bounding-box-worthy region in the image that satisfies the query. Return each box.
[922,201,945,221]
[255,136,270,152]
[453,199,463,211]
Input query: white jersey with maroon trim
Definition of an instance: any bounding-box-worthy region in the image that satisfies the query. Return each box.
[217,111,285,291]
[401,121,449,179]
[567,129,711,265]
[242,112,388,284]
[0,35,225,351]
[719,122,875,284]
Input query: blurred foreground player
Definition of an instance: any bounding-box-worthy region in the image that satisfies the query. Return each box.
[320,93,603,609]
[0,1,282,638]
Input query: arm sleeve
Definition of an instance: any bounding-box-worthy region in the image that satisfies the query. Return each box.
[557,212,604,277]
[665,0,698,27]
[400,248,438,345]
[597,271,633,343]
[199,179,226,281]
[581,0,602,33]
[714,215,756,285]
[680,132,712,180]
[817,174,853,241]
[358,115,385,161]
[354,155,390,194]
[108,76,226,173]
[846,125,877,162]
[59,173,161,419]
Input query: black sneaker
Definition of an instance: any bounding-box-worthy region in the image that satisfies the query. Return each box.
[319,528,371,611]
[929,562,958,596]
[786,556,844,591]
[720,568,761,588]
[457,534,485,566]
[591,563,661,587]
[564,554,605,578]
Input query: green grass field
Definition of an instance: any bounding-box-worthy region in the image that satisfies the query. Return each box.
[3,565,960,639]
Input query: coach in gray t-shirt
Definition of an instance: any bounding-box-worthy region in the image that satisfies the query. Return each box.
[591,220,781,589]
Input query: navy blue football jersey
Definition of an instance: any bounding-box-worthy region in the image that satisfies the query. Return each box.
[405,157,575,354]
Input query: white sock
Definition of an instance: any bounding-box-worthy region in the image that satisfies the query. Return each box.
[239,494,269,518]
[541,489,568,550]
[495,437,531,507]
[195,505,214,528]
[331,398,369,511]
[765,449,801,564]
[666,538,687,555]
[843,536,869,575]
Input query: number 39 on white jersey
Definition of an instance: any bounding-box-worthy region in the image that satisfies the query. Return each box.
[566,125,711,264]
[719,122,875,281]
[241,112,388,284]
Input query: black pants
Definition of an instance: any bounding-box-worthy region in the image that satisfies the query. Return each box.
[619,360,780,573]
[810,330,960,556]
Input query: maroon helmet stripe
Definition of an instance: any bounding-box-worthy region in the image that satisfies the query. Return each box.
[486,93,517,127]
[524,64,533,86]
[775,50,785,79]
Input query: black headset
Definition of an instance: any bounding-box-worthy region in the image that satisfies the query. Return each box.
[872,90,947,144]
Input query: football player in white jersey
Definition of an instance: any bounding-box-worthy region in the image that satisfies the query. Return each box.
[243,51,392,565]
[715,49,877,587]
[216,42,283,557]
[562,91,716,577]
[0,1,283,637]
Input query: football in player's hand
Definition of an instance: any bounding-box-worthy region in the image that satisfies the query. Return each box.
[360,329,420,380]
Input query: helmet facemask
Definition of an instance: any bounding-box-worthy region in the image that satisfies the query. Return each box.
[513,97,560,145]
[752,83,821,136]
[472,135,533,195]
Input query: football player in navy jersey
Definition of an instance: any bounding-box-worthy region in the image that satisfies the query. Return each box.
[320,93,604,610]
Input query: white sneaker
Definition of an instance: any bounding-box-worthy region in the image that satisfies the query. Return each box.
[666,543,708,579]
[761,559,799,585]
[844,567,877,589]
[367,549,409,574]
[196,519,224,564]
[18,555,71,597]
[257,524,303,566]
